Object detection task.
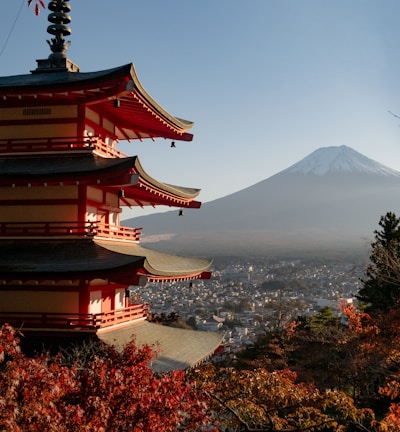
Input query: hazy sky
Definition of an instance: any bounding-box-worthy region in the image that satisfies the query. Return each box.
[2,1,400,217]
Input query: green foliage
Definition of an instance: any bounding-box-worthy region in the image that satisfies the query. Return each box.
[358,212,400,313]
[307,306,341,333]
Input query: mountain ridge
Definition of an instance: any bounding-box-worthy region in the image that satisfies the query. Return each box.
[124,146,400,257]
[282,145,400,177]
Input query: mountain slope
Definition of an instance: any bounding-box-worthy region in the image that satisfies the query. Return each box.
[124,146,400,256]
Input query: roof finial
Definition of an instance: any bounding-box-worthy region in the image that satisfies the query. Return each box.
[33,0,79,73]
[47,0,71,57]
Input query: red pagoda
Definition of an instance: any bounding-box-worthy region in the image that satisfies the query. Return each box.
[0,1,221,370]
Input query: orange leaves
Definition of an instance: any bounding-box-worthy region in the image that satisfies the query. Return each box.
[380,380,400,400]
[378,403,400,432]
[0,323,21,363]
[0,326,212,431]
[190,363,371,431]
[284,320,300,339]
[341,303,378,336]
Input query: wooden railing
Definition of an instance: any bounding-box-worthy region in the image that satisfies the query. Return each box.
[97,304,149,329]
[0,312,98,330]
[0,222,142,241]
[91,137,128,158]
[0,136,127,158]
[0,304,149,331]
[95,224,142,242]
[0,221,97,237]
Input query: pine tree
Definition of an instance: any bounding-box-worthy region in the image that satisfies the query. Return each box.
[358,212,400,313]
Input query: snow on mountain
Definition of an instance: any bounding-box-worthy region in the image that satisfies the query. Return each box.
[126,145,400,256]
[283,145,400,177]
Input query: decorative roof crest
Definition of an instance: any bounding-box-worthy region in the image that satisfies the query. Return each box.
[46,0,72,55]
[33,0,79,73]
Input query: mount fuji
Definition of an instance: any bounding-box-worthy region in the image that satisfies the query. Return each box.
[124,146,400,257]
[283,145,400,177]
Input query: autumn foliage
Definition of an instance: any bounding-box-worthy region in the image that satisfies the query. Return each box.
[190,302,400,432]
[2,208,400,431]
[4,259,400,430]
[6,309,400,432]
[0,320,380,431]
[0,324,211,431]
[189,364,374,431]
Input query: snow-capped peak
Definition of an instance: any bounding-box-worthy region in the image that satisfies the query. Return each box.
[283,145,400,177]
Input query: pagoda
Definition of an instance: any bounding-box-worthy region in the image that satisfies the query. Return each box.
[0,1,220,368]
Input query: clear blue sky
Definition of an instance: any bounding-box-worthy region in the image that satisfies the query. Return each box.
[2,1,400,217]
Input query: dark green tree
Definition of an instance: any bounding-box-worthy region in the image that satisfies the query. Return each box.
[358,212,400,313]
[307,306,341,333]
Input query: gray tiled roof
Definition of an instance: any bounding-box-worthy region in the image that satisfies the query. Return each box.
[0,239,211,282]
[95,240,212,277]
[0,154,201,200]
[98,320,224,372]
[0,154,135,178]
[0,240,144,275]
[0,65,130,89]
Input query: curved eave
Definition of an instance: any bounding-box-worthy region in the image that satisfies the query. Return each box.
[95,239,212,282]
[0,153,202,209]
[127,64,193,132]
[0,64,193,142]
[91,64,194,142]
[0,237,212,285]
[119,156,201,208]
[140,271,212,283]
[120,188,202,209]
[131,156,200,199]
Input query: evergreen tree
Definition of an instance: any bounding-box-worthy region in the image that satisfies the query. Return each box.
[307,306,341,333]
[358,212,400,313]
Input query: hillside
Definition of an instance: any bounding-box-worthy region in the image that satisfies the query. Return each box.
[124,146,400,257]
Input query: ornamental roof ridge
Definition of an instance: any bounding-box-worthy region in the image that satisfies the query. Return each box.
[33,0,79,73]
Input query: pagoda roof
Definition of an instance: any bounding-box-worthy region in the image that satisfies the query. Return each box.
[94,239,212,282]
[0,239,212,284]
[99,321,224,373]
[122,156,201,208]
[0,154,135,186]
[0,239,145,284]
[0,64,193,142]
[0,153,201,208]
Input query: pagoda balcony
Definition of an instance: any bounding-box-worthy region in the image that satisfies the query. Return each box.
[97,303,149,330]
[0,221,98,238]
[0,136,127,158]
[0,304,149,332]
[94,224,142,242]
[0,221,142,242]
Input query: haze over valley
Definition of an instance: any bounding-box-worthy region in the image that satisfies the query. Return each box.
[124,146,400,258]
